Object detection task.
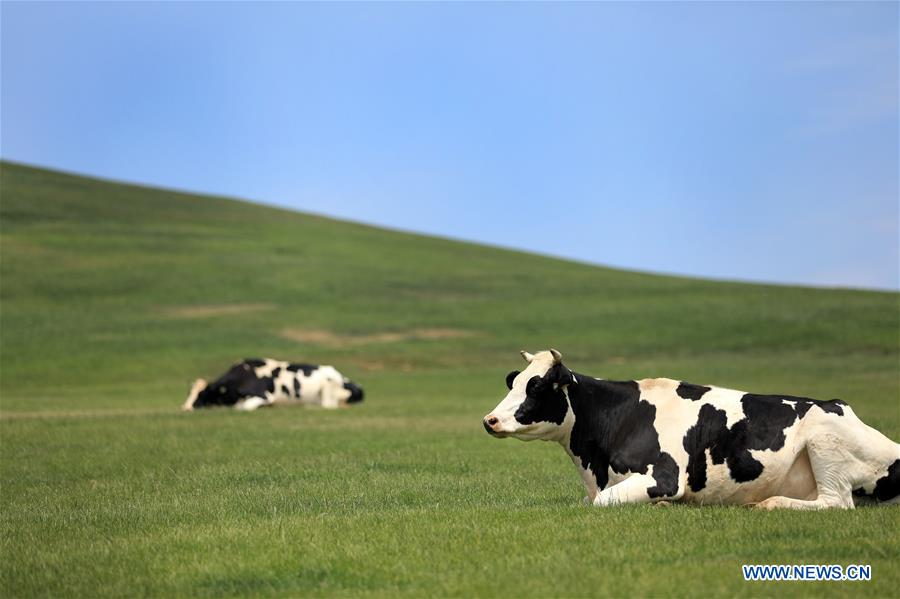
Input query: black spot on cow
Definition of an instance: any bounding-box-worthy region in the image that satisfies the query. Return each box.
[648,452,680,498]
[565,377,679,498]
[259,367,279,393]
[506,370,520,390]
[676,382,710,401]
[243,358,266,368]
[281,384,290,396]
[739,395,799,454]
[682,403,728,492]
[293,377,301,398]
[874,459,900,502]
[791,397,846,418]
[287,363,318,377]
[714,421,765,483]
[682,393,849,491]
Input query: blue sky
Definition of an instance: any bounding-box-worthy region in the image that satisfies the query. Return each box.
[2,2,897,289]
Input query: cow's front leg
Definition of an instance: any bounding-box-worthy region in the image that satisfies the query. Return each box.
[320,385,340,409]
[593,474,677,507]
[235,396,271,411]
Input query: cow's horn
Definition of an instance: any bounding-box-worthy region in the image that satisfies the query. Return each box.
[550,348,563,364]
[520,350,534,363]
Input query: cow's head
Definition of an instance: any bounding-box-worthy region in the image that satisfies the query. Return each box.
[183,377,248,410]
[319,366,365,406]
[183,378,213,411]
[483,349,574,441]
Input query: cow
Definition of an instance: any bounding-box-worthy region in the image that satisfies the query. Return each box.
[483,349,899,509]
[183,358,364,411]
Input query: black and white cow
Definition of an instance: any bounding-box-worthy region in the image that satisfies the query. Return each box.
[484,349,899,509]
[183,358,364,411]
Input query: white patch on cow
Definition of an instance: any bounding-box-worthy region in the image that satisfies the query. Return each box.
[235,396,269,411]
[701,387,749,428]
[252,359,282,379]
[316,365,354,409]
[774,448,818,500]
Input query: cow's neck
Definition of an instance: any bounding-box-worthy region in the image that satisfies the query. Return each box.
[559,374,641,492]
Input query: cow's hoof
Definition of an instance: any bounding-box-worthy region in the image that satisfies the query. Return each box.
[653,500,672,507]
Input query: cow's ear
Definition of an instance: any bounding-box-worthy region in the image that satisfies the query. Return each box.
[506,370,520,390]
[549,364,574,386]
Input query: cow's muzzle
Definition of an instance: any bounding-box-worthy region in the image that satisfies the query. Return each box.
[483,414,504,436]
[344,382,365,404]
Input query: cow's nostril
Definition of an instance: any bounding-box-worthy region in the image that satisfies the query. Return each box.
[483,416,500,434]
[483,415,502,434]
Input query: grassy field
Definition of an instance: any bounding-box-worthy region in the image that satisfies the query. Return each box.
[1,161,898,597]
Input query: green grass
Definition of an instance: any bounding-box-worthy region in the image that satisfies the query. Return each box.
[1,161,898,597]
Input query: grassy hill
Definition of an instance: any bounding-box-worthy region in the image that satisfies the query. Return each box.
[1,161,898,596]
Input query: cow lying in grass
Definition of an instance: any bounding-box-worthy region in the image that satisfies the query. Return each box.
[484,349,899,510]
[183,358,364,411]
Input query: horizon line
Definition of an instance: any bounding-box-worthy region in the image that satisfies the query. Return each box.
[2,157,896,294]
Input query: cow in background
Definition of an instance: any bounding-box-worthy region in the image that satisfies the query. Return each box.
[184,358,364,411]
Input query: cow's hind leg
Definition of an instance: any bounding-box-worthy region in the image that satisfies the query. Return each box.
[756,434,855,510]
